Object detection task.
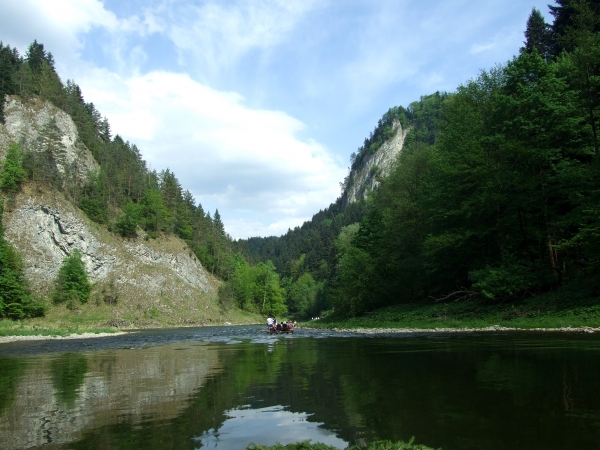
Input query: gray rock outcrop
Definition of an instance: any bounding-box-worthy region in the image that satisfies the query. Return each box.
[0,95,98,181]
[3,195,214,297]
[342,119,409,207]
[0,95,215,311]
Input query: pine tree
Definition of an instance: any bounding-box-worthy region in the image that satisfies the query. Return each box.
[0,142,25,196]
[550,0,600,55]
[53,249,92,307]
[524,8,552,61]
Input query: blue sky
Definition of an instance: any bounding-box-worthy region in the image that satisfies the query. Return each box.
[1,0,555,238]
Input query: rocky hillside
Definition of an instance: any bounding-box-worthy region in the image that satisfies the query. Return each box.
[341,119,409,208]
[0,95,254,328]
[0,96,98,181]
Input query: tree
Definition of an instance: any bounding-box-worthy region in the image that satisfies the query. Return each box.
[550,0,600,55]
[53,249,92,307]
[524,7,552,61]
[0,43,21,123]
[0,142,25,195]
[0,203,44,319]
[114,201,142,238]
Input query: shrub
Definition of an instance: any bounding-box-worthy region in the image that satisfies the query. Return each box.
[53,249,92,305]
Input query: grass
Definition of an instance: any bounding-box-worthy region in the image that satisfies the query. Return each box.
[0,319,117,337]
[0,294,263,337]
[306,286,600,331]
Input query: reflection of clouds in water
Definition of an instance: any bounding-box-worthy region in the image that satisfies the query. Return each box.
[194,405,347,449]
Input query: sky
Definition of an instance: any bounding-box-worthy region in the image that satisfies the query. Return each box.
[0,0,555,239]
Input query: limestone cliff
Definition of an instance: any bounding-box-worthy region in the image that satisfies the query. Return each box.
[341,119,409,207]
[0,96,227,327]
[0,96,98,181]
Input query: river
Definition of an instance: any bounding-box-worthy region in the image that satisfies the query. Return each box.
[1,326,599,449]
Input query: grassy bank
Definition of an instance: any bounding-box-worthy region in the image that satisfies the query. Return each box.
[0,319,117,337]
[307,287,600,330]
[0,300,262,337]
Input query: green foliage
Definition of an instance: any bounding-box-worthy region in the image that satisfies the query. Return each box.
[0,203,44,320]
[78,171,108,224]
[219,254,287,316]
[287,272,319,316]
[53,249,92,307]
[114,201,142,238]
[523,7,552,60]
[0,142,25,195]
[327,7,600,318]
[246,442,338,450]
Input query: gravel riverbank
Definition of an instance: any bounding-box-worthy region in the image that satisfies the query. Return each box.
[0,331,128,344]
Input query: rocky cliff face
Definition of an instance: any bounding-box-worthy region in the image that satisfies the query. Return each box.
[3,185,219,327]
[4,192,213,294]
[0,96,98,181]
[0,96,222,327]
[342,119,408,207]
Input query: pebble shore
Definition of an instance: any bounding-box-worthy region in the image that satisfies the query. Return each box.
[0,332,127,344]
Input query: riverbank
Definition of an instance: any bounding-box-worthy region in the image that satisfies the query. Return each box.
[0,331,128,344]
[0,300,262,340]
[305,289,600,332]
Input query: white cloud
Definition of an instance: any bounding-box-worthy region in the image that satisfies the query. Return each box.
[164,0,321,77]
[0,0,116,61]
[77,69,346,238]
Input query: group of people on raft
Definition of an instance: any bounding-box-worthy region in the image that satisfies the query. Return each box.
[266,317,296,334]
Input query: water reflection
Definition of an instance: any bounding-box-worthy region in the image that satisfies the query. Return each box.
[50,353,88,407]
[195,406,348,449]
[0,357,24,416]
[0,330,600,450]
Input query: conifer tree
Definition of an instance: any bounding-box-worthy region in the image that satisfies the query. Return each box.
[53,249,92,307]
[0,142,25,195]
[524,7,552,60]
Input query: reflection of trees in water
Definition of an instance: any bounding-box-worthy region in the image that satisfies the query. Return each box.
[0,357,25,417]
[8,336,599,450]
[50,353,88,407]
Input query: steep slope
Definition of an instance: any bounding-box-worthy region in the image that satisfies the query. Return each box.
[341,119,408,207]
[0,96,98,180]
[0,95,252,327]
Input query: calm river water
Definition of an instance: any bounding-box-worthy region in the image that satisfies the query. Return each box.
[1,326,600,450]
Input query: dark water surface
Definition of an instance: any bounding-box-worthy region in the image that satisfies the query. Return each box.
[1,326,600,449]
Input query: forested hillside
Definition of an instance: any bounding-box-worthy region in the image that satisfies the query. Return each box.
[0,39,287,321]
[237,0,600,319]
[3,0,599,324]
[0,40,241,280]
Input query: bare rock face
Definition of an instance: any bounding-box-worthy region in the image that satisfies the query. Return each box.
[0,95,98,180]
[342,119,409,207]
[0,95,217,323]
[6,200,115,285]
[4,193,214,301]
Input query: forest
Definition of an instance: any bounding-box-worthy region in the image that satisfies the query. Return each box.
[1,0,599,322]
[241,0,600,318]
[0,38,274,319]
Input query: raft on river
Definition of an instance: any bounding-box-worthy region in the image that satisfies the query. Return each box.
[268,321,295,334]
